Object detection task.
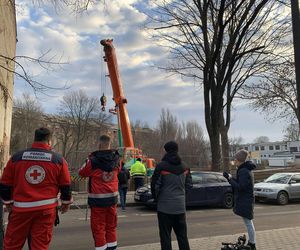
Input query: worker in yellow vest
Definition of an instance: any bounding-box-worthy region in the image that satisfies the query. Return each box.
[130,158,146,190]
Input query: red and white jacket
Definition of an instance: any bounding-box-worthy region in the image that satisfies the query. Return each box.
[0,142,72,212]
[78,150,120,207]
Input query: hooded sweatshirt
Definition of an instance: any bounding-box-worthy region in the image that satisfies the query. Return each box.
[151,151,191,214]
[79,150,120,207]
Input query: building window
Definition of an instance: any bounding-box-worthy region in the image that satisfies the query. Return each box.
[261,146,265,151]
[275,145,280,150]
[290,147,298,152]
[244,147,248,150]
[269,145,274,150]
[255,146,259,151]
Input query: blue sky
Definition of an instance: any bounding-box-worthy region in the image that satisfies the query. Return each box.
[13,0,288,143]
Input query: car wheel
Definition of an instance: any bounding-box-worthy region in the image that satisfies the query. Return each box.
[223,193,233,208]
[277,191,289,205]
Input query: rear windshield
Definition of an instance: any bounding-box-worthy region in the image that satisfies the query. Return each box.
[265,174,291,184]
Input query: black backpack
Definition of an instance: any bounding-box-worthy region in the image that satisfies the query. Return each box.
[118,170,128,185]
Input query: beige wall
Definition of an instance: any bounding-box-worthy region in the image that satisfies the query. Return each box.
[0,0,16,171]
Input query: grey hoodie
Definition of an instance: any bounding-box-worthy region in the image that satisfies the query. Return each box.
[151,151,192,214]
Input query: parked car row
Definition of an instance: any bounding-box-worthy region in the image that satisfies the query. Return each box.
[134,171,234,209]
[135,171,300,208]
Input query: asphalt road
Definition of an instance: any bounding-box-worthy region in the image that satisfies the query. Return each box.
[12,202,300,249]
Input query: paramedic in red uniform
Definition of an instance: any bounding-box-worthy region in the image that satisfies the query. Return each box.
[0,127,72,250]
[79,134,120,250]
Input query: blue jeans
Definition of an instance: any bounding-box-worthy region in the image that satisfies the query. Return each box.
[242,217,256,244]
[118,187,128,210]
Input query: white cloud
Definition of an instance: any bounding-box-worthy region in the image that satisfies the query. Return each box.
[15,2,30,23]
[13,0,289,143]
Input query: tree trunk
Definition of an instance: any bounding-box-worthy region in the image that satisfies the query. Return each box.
[208,129,221,171]
[204,82,222,171]
[220,86,232,171]
[220,124,230,171]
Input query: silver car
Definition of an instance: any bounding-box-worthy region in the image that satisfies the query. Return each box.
[254,172,300,205]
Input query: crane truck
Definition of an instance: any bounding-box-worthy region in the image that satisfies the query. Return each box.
[100,39,155,171]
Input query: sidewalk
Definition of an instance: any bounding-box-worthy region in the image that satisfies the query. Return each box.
[118,226,300,250]
[71,191,138,209]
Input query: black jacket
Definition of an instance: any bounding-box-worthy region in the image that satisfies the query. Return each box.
[89,150,120,171]
[118,168,130,188]
[229,161,256,220]
[151,151,192,214]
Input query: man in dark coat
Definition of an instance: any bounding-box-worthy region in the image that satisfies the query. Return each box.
[151,141,191,250]
[223,149,257,250]
[118,163,130,211]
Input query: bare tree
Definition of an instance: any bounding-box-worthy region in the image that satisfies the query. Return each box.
[37,0,103,13]
[283,123,300,141]
[58,90,99,159]
[146,0,290,171]
[11,93,44,153]
[156,110,209,166]
[131,121,161,160]
[0,51,69,95]
[1,0,107,94]
[242,61,298,128]
[46,116,75,158]
[157,108,178,147]
[177,121,209,169]
[229,136,244,160]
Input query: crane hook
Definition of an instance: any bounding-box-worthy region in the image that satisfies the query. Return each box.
[100,93,107,111]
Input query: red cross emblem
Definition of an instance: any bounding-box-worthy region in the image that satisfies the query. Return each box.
[102,171,114,182]
[30,170,41,180]
[25,166,45,184]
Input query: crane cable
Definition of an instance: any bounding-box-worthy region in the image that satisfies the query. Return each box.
[100,47,107,111]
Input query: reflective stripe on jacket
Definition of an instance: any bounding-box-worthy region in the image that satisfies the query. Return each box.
[0,142,72,212]
[14,198,58,208]
[130,161,146,176]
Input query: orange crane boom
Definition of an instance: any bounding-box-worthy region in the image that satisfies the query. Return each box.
[100,39,134,148]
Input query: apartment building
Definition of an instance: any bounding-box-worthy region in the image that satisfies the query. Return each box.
[237,141,300,167]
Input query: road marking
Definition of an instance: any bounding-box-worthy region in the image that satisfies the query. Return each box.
[210,209,226,212]
[189,210,205,214]
[78,214,128,220]
[78,218,90,220]
[189,209,226,214]
[140,213,156,217]
[254,206,266,209]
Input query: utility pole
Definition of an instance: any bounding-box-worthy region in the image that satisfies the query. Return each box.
[291,0,300,125]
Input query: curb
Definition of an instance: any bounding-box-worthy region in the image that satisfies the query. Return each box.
[70,202,143,209]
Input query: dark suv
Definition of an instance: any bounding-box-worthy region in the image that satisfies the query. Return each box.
[134,171,233,208]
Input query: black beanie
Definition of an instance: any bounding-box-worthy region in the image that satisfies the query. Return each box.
[164,141,178,153]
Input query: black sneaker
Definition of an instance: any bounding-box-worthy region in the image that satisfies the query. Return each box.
[247,242,256,250]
